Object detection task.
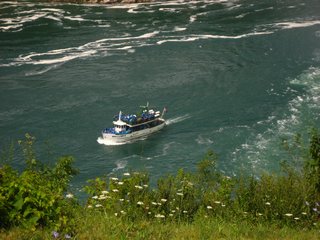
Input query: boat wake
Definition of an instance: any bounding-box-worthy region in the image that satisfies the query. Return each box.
[97,136,148,146]
[166,114,191,126]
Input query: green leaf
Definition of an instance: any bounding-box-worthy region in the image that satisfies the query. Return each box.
[29,215,40,225]
[13,197,24,210]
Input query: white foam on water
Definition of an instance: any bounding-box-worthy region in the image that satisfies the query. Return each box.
[173,26,187,32]
[45,15,63,22]
[1,30,160,69]
[112,160,128,172]
[166,114,191,126]
[156,31,273,45]
[159,8,181,13]
[189,15,197,23]
[196,135,214,145]
[273,20,320,30]
[0,13,47,32]
[25,63,63,76]
[41,8,65,13]
[231,67,320,174]
[106,3,141,9]
[32,50,97,65]
[64,16,86,22]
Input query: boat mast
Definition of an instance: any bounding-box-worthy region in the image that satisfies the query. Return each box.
[161,107,167,118]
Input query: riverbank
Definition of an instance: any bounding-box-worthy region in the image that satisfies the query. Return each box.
[1,131,320,239]
[2,215,320,240]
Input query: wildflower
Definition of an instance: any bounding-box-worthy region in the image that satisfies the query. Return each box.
[265,202,271,206]
[65,234,71,239]
[119,199,124,202]
[176,192,183,196]
[146,206,149,210]
[176,207,180,210]
[112,189,119,193]
[148,212,151,215]
[118,181,124,185]
[99,195,107,200]
[214,201,221,204]
[155,214,165,218]
[95,204,102,208]
[157,202,162,206]
[312,208,318,212]
[221,204,226,207]
[284,213,293,217]
[207,206,213,209]
[87,205,93,209]
[135,185,143,190]
[316,202,320,207]
[110,177,119,181]
[257,213,263,216]
[161,199,167,202]
[294,217,300,220]
[123,172,130,176]
[151,202,157,205]
[243,212,248,214]
[305,201,310,206]
[92,196,98,199]
[169,214,173,217]
[52,231,59,238]
[143,184,148,188]
[120,210,126,215]
[171,210,176,213]
[115,213,118,216]
[183,210,188,213]
[302,212,307,215]
[101,190,109,194]
[137,201,144,205]
[66,193,74,199]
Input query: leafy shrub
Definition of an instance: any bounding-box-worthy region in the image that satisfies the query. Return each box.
[0,134,78,234]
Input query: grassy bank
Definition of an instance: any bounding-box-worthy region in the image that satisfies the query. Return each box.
[1,130,320,239]
[2,213,320,240]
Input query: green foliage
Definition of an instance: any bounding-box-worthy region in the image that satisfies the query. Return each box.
[0,134,78,235]
[305,128,320,192]
[2,129,320,238]
[83,131,320,230]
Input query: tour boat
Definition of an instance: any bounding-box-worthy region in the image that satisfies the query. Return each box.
[98,103,166,144]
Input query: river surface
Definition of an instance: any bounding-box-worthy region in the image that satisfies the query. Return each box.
[1,0,320,190]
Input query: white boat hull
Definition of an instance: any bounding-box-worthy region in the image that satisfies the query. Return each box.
[101,120,166,144]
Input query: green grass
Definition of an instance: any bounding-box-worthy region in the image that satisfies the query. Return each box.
[1,212,319,240]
